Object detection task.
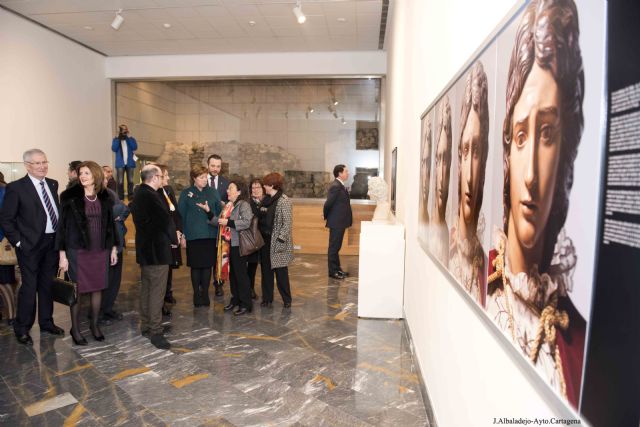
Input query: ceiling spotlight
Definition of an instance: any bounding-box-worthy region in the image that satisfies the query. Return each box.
[332,98,339,106]
[341,117,346,125]
[83,25,94,31]
[163,23,172,29]
[248,20,256,26]
[292,1,306,24]
[308,106,314,113]
[337,17,347,23]
[111,9,124,31]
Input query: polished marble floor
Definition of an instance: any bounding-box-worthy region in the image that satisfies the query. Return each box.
[0,252,434,426]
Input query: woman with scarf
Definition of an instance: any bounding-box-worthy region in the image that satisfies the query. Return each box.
[260,173,293,308]
[247,178,267,300]
[214,180,253,315]
[156,164,183,316]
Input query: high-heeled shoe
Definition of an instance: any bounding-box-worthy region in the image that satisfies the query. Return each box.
[70,329,88,346]
[90,326,105,342]
[233,307,248,316]
[260,301,272,307]
[283,302,292,308]
[224,303,237,311]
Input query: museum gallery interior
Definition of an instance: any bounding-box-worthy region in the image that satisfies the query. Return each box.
[0,0,638,426]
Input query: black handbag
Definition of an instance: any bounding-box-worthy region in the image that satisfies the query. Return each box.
[239,215,265,257]
[170,245,182,269]
[52,269,78,306]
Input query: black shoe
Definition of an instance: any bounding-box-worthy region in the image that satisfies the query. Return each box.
[233,307,248,316]
[283,302,291,308]
[260,301,272,307]
[16,333,33,345]
[150,334,170,350]
[162,307,172,317]
[41,324,65,336]
[329,272,345,280]
[70,329,88,346]
[338,270,349,277]
[224,303,236,311]
[141,329,150,337]
[98,316,113,326]
[90,326,105,342]
[104,311,124,321]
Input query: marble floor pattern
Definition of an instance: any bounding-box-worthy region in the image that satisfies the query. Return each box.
[0,252,435,426]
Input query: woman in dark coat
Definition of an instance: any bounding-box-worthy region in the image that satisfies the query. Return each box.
[177,165,221,307]
[156,164,183,316]
[57,161,118,345]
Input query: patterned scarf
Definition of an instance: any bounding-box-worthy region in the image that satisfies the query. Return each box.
[215,202,234,281]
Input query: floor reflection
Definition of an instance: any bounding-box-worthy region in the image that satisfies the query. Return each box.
[0,251,434,426]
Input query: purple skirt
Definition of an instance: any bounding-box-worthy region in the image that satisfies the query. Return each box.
[68,248,108,294]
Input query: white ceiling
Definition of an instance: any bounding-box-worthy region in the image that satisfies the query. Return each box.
[0,0,386,56]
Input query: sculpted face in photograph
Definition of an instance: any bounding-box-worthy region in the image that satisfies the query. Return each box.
[420,116,433,222]
[502,0,584,274]
[434,97,452,223]
[487,0,585,408]
[450,61,490,305]
[458,61,489,239]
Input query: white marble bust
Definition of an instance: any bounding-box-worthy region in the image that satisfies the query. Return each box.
[368,176,391,221]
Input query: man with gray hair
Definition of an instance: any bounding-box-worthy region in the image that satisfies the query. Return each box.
[130,164,177,349]
[0,149,64,345]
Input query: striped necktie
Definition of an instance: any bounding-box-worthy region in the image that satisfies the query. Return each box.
[39,180,58,230]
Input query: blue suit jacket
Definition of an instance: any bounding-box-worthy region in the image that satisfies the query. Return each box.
[209,174,229,203]
[111,136,138,168]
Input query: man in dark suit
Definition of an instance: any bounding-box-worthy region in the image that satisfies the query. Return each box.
[323,164,353,280]
[0,149,65,344]
[130,164,177,350]
[207,154,229,296]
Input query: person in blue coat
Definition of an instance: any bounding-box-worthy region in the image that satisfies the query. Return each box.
[111,124,138,200]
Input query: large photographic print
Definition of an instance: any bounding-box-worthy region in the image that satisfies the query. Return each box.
[418,0,607,413]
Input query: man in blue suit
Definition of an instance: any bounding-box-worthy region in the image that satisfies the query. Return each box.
[111,124,138,200]
[207,154,229,296]
[323,164,353,280]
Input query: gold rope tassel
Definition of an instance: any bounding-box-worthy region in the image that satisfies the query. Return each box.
[530,297,569,399]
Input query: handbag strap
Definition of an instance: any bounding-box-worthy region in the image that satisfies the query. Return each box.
[57,268,71,281]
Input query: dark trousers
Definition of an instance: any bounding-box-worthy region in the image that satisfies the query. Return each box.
[14,234,58,335]
[116,166,134,200]
[247,262,258,293]
[229,246,252,310]
[191,268,211,306]
[101,251,123,315]
[165,268,174,301]
[328,227,346,275]
[140,265,168,335]
[260,237,291,304]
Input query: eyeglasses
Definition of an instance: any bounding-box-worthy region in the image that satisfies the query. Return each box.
[25,161,49,166]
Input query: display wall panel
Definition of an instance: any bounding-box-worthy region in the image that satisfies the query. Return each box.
[414,1,633,423]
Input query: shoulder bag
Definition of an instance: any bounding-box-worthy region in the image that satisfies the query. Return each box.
[239,215,265,257]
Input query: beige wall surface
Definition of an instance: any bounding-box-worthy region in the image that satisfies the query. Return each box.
[0,8,111,185]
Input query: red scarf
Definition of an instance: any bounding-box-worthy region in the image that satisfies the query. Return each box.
[216,202,234,281]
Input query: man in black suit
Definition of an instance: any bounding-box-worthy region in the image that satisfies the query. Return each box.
[207,154,229,296]
[130,164,177,350]
[0,149,64,344]
[323,164,353,280]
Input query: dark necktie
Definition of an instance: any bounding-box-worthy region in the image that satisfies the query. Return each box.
[40,180,58,230]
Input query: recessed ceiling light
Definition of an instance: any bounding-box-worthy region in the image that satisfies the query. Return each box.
[337,17,347,22]
[163,23,172,29]
[83,25,94,30]
[248,20,256,26]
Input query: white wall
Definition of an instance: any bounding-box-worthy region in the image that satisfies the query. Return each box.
[105,51,386,80]
[385,1,582,425]
[0,8,110,185]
